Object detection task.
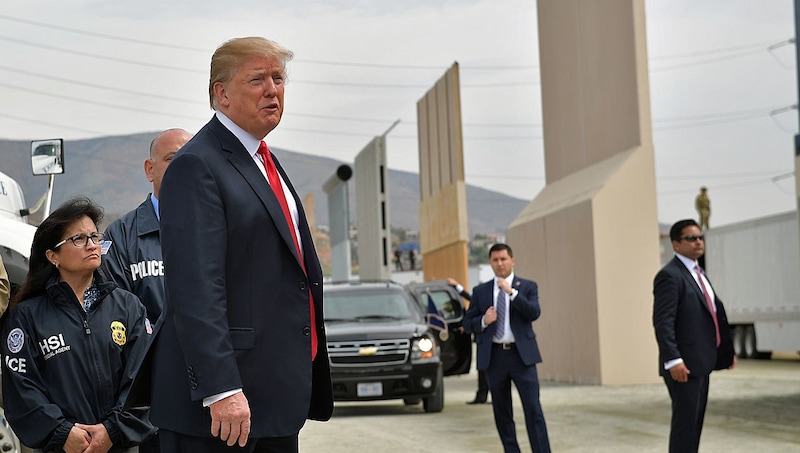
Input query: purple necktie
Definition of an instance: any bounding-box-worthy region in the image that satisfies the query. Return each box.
[494,288,506,340]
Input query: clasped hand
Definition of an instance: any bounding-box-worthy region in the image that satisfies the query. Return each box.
[65,423,111,453]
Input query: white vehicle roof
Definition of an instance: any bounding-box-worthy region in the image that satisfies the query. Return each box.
[0,216,36,258]
[0,169,27,222]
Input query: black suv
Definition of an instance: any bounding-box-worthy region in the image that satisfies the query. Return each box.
[323,281,471,412]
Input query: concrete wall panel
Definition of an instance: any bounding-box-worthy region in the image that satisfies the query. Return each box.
[355,137,391,280]
[417,63,469,285]
[508,0,659,384]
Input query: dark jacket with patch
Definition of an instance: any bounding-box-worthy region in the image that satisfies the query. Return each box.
[103,195,165,322]
[0,270,155,452]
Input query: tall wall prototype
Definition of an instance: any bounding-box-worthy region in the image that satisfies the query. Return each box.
[507,0,661,384]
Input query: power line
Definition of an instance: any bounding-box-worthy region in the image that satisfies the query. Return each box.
[0,13,785,75]
[650,47,765,72]
[0,112,106,135]
[650,39,781,61]
[0,81,207,121]
[0,64,204,105]
[0,34,203,73]
[658,175,792,197]
[0,13,208,52]
[659,170,784,181]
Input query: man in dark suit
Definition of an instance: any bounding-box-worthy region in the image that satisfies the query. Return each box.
[104,128,192,453]
[653,219,736,453]
[152,37,333,452]
[463,244,550,453]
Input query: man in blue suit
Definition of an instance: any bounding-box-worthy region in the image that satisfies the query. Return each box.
[464,243,551,453]
[151,37,333,452]
[653,219,735,453]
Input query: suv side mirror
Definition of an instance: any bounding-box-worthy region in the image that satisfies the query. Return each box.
[31,139,64,176]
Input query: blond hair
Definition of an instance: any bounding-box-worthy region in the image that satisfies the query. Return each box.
[208,37,294,110]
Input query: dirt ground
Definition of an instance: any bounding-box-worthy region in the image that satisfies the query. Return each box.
[300,353,800,452]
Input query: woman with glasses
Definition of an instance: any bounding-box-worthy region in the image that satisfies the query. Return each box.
[1,196,155,453]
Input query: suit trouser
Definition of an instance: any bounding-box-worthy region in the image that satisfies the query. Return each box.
[476,369,489,399]
[485,345,551,453]
[663,373,710,453]
[159,429,298,453]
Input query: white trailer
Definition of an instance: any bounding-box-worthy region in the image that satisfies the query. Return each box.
[704,211,800,358]
[0,170,36,289]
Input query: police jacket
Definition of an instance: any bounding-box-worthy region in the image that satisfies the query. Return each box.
[103,195,165,321]
[0,269,155,452]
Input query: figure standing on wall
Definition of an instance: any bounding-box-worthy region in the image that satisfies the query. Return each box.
[408,249,416,270]
[695,186,710,230]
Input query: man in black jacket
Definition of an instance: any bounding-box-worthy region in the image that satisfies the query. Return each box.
[447,277,489,404]
[653,219,736,453]
[103,128,191,453]
[104,128,192,322]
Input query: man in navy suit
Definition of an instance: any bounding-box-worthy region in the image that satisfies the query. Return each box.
[463,243,551,453]
[653,219,736,453]
[151,37,333,452]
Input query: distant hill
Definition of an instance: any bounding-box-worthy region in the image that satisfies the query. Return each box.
[0,133,528,236]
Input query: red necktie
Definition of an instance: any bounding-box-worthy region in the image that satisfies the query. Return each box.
[258,141,318,360]
[695,264,721,347]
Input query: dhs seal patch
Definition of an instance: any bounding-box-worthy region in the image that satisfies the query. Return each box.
[110,321,126,346]
[7,328,24,354]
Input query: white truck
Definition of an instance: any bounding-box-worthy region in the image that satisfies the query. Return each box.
[1,139,64,290]
[1,170,37,292]
[703,211,800,359]
[1,140,64,453]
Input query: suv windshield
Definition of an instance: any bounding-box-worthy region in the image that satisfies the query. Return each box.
[324,289,420,323]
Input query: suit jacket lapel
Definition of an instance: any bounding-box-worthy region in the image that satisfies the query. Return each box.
[482,281,499,337]
[672,257,711,313]
[209,118,303,269]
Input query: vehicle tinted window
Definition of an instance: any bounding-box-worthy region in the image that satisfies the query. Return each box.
[34,145,57,156]
[325,289,419,322]
[425,290,462,321]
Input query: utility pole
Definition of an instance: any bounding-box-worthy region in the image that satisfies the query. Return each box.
[795,1,800,223]
[795,0,800,250]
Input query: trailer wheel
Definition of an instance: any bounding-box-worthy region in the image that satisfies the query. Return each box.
[742,325,757,359]
[732,325,745,358]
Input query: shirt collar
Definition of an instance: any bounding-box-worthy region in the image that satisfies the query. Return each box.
[215,111,263,157]
[674,252,698,273]
[496,273,515,287]
[150,193,160,221]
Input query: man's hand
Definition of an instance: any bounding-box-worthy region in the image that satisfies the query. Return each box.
[669,362,691,383]
[210,392,251,447]
[63,425,91,453]
[446,277,459,287]
[497,279,512,295]
[74,423,111,453]
[483,306,497,325]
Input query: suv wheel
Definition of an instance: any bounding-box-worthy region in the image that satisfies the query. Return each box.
[423,372,444,413]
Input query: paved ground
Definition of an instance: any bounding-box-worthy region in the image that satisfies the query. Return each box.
[299,353,800,452]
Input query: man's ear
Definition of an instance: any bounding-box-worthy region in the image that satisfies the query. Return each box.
[212,82,229,108]
[144,159,154,183]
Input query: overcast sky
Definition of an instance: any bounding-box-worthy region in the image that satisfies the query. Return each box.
[0,0,797,227]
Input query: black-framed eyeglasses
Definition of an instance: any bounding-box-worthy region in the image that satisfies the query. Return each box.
[53,232,105,249]
[681,235,704,242]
